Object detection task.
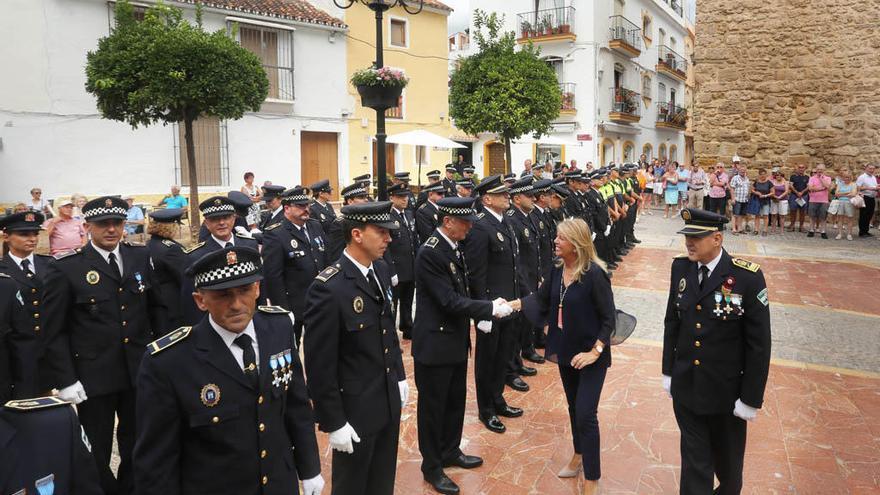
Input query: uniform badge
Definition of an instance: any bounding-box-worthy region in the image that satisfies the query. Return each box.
[433,214,438,221]
[757,288,769,306]
[290,239,298,249]
[681,209,691,221]
[539,221,545,229]
[200,383,221,407]
[496,232,504,242]
[105,198,113,208]
[25,213,35,222]
[86,270,100,285]
[353,296,364,313]
[226,251,237,265]
[678,278,686,292]
[35,473,54,495]
[321,213,326,220]
[524,228,530,238]
[449,262,456,274]
[394,220,400,228]
[214,198,222,206]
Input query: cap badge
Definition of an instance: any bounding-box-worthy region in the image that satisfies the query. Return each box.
[200,383,221,407]
[25,213,35,222]
[226,250,237,266]
[214,198,222,206]
[681,209,691,221]
[353,296,364,314]
[290,239,298,249]
[105,198,113,207]
[86,270,100,285]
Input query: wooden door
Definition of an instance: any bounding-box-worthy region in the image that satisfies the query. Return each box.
[487,142,507,176]
[372,142,396,178]
[300,131,339,200]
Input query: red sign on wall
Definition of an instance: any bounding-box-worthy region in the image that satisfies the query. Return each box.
[577,134,592,141]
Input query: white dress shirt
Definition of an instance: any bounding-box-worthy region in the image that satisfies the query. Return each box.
[209,315,259,372]
[484,207,504,223]
[91,242,123,275]
[343,249,382,290]
[698,250,724,283]
[8,252,36,274]
[212,234,234,249]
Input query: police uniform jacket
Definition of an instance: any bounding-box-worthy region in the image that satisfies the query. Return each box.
[388,208,418,283]
[41,242,167,396]
[303,257,405,437]
[564,193,584,221]
[0,399,102,495]
[147,236,187,329]
[531,207,554,285]
[309,201,336,236]
[0,275,37,403]
[411,232,493,366]
[0,255,50,341]
[262,219,327,314]
[463,212,527,302]
[134,310,321,495]
[662,251,771,415]
[415,202,440,245]
[505,208,540,292]
[586,189,609,234]
[260,208,285,231]
[199,217,249,242]
[441,178,457,198]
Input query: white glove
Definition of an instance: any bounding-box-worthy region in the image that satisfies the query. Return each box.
[234,226,252,238]
[662,375,671,399]
[591,232,597,241]
[301,474,325,495]
[391,274,399,287]
[288,312,296,328]
[491,298,512,318]
[476,321,492,333]
[604,225,611,236]
[328,423,361,454]
[58,381,88,405]
[398,380,409,408]
[249,227,262,235]
[733,399,758,422]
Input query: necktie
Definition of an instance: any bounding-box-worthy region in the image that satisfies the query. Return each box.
[699,265,710,290]
[224,242,233,248]
[233,334,259,388]
[367,268,383,302]
[300,226,310,244]
[107,252,122,279]
[20,259,33,278]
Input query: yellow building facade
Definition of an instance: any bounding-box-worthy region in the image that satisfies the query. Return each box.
[345,1,455,187]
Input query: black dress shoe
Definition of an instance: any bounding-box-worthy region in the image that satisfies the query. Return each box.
[443,454,483,469]
[632,238,642,243]
[614,255,624,262]
[522,350,545,364]
[606,263,618,270]
[480,415,506,433]
[424,472,460,495]
[506,376,530,392]
[496,404,524,417]
[518,365,537,376]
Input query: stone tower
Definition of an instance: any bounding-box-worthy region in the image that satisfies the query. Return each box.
[693,0,880,169]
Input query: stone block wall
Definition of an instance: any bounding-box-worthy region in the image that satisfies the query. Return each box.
[693,0,880,170]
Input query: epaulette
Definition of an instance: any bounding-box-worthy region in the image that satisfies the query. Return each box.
[418,203,426,209]
[424,237,439,249]
[4,396,69,411]
[182,242,205,254]
[264,222,282,231]
[476,212,485,219]
[161,239,176,248]
[732,257,760,272]
[315,265,340,283]
[258,305,290,314]
[148,326,192,355]
[122,240,144,247]
[54,249,81,260]
[505,209,515,216]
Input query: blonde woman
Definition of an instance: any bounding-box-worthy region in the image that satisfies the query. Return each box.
[511,218,615,495]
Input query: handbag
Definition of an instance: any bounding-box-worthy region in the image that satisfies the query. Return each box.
[746,196,761,215]
[611,310,637,346]
[851,195,866,208]
[827,199,840,215]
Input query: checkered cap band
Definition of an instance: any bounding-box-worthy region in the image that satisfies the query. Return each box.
[83,206,127,219]
[194,261,258,288]
[509,184,534,194]
[438,206,476,217]
[340,212,392,223]
[343,186,368,198]
[281,194,310,204]
[201,204,235,215]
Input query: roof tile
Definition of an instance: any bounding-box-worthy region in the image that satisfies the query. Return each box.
[182,0,346,28]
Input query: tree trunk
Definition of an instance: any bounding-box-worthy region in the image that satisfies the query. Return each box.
[183,115,200,241]
[503,132,513,174]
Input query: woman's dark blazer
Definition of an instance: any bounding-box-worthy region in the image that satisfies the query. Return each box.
[522,262,615,367]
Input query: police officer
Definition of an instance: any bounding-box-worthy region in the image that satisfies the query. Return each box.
[530,179,555,350]
[455,180,475,199]
[502,173,517,186]
[416,183,445,244]
[41,196,167,495]
[146,208,188,329]
[391,171,416,210]
[134,247,324,495]
[326,183,370,263]
[549,183,571,223]
[260,184,287,230]
[412,197,512,495]
[663,209,771,495]
[388,183,418,340]
[309,179,337,235]
[564,171,586,220]
[181,196,260,325]
[465,175,527,434]
[417,169,442,208]
[0,272,36,403]
[352,174,372,198]
[461,166,475,183]
[198,192,252,242]
[585,171,612,268]
[262,186,328,346]
[0,396,102,495]
[441,165,458,197]
[304,201,406,495]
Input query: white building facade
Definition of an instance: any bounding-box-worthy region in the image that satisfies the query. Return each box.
[0,0,350,203]
[463,0,689,176]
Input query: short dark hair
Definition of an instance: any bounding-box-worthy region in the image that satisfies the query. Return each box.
[244,172,254,180]
[341,217,367,244]
[758,168,767,173]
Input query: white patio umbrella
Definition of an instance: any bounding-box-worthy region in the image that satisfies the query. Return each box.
[386,130,466,187]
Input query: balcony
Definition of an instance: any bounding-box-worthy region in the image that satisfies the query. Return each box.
[657,45,687,81]
[560,82,576,114]
[608,16,641,58]
[656,102,687,130]
[609,87,641,123]
[517,7,576,43]
[670,0,683,17]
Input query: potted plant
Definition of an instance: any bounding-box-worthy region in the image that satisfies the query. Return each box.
[351,66,410,110]
[559,22,570,34]
[521,20,531,38]
[542,14,553,35]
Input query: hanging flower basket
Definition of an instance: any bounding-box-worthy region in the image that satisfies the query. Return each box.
[351,66,409,110]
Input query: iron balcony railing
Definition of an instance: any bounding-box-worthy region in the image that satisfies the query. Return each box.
[560,82,576,111]
[657,101,687,127]
[670,0,683,17]
[609,15,641,51]
[611,87,641,117]
[658,45,686,75]
[517,6,576,39]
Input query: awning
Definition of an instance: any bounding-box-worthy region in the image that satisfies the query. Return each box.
[386,130,467,148]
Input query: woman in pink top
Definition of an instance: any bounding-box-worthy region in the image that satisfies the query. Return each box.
[45,198,87,255]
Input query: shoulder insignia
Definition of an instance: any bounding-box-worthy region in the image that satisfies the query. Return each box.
[425,237,439,249]
[0,272,8,278]
[505,209,514,216]
[182,242,205,254]
[162,239,176,247]
[258,305,290,314]
[148,326,192,355]
[732,257,760,272]
[315,266,340,283]
[5,396,69,411]
[476,212,485,219]
[264,222,282,231]
[54,249,81,260]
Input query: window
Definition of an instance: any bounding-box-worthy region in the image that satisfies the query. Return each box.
[386,94,404,119]
[669,145,678,163]
[176,116,228,187]
[659,143,668,161]
[658,28,666,47]
[642,75,652,99]
[658,82,667,102]
[642,13,652,40]
[623,142,635,162]
[237,23,294,101]
[643,143,653,160]
[536,144,563,168]
[390,18,407,48]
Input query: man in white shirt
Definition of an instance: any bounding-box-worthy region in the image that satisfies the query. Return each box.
[856,164,877,237]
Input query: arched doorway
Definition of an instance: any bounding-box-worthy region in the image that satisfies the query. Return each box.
[623,141,635,163]
[600,139,615,166]
[484,140,507,176]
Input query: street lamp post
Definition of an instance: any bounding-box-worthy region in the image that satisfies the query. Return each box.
[334,0,423,201]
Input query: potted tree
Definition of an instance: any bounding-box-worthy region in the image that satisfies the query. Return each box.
[521,20,532,39]
[351,66,410,110]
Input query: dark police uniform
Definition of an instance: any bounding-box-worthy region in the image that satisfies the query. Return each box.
[309,179,337,235]
[0,397,102,495]
[134,247,321,495]
[325,183,369,264]
[388,184,418,338]
[441,167,458,198]
[303,202,405,495]
[416,170,442,208]
[146,208,188,329]
[415,193,442,245]
[0,274,37,404]
[663,209,771,495]
[40,196,167,495]
[412,198,493,492]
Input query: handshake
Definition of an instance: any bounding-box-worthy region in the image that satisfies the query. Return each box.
[478,298,522,333]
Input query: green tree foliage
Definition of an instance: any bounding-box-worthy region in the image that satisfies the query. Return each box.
[449,10,561,171]
[85,0,269,230]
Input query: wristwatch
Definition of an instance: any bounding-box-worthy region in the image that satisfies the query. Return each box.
[594,343,604,354]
